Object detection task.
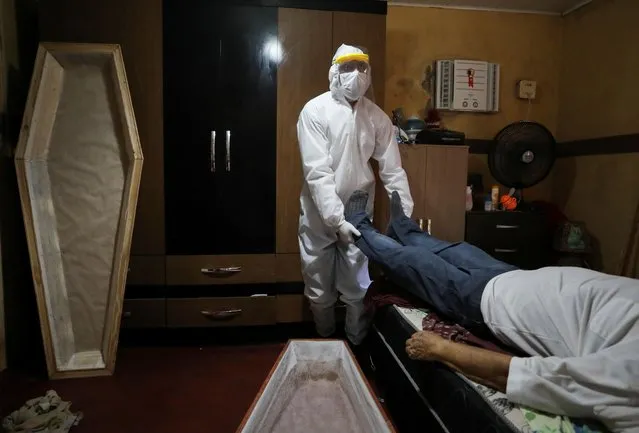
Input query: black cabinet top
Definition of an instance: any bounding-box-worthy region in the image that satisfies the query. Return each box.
[163,0,387,15]
[467,210,537,215]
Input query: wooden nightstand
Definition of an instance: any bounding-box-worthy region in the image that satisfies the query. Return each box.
[465,211,552,270]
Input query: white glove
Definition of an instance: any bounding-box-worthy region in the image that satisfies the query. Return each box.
[337,221,361,243]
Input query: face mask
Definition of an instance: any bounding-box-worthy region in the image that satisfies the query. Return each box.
[339,71,370,101]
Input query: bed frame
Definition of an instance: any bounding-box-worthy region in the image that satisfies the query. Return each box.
[368,306,520,433]
[14,42,143,379]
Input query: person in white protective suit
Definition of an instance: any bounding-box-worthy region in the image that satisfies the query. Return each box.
[296,44,414,345]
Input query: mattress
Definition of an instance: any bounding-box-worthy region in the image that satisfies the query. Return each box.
[372,305,607,433]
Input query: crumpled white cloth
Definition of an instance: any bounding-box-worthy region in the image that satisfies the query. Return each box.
[2,390,83,433]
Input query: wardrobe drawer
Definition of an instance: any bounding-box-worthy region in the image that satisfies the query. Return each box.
[127,256,165,285]
[166,255,276,285]
[166,296,277,327]
[466,212,544,247]
[121,299,166,328]
[465,211,550,269]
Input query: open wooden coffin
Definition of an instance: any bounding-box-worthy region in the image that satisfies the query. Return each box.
[14,43,143,379]
[237,340,396,433]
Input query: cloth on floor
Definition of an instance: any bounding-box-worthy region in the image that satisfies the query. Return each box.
[2,390,83,433]
[365,276,517,355]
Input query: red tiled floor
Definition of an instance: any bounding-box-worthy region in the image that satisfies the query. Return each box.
[0,344,285,433]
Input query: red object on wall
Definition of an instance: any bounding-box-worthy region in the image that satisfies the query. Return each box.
[467,68,475,88]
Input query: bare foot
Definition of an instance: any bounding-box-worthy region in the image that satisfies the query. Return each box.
[406,331,445,361]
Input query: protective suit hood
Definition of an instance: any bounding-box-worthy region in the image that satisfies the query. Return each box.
[329,44,374,104]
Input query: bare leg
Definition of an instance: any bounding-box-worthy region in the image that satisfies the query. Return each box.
[406,331,512,393]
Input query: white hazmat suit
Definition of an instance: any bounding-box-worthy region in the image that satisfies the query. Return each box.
[297,44,414,345]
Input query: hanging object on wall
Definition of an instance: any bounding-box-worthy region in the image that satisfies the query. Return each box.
[14,42,143,379]
[434,59,500,113]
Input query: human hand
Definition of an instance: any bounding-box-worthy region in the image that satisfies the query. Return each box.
[406,331,445,361]
[337,221,361,243]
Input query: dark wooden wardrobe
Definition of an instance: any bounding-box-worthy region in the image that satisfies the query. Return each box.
[38,0,388,329]
[163,2,278,257]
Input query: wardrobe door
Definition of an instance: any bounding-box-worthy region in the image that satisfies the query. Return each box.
[215,5,278,255]
[424,145,469,242]
[276,7,333,255]
[163,0,223,255]
[373,145,468,243]
[38,0,165,256]
[275,7,333,282]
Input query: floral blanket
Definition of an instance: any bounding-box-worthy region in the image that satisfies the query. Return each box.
[519,407,605,433]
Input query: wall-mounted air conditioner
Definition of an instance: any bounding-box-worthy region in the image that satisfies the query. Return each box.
[434,59,500,113]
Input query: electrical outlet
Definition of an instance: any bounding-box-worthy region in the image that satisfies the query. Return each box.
[518,80,537,99]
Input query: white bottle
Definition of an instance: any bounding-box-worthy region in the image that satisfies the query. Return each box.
[465,186,473,211]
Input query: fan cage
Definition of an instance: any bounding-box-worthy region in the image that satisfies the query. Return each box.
[488,121,556,189]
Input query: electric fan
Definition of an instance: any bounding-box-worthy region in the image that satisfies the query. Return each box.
[488,121,556,209]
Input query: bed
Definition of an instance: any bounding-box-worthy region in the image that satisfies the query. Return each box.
[368,304,606,433]
[368,305,528,433]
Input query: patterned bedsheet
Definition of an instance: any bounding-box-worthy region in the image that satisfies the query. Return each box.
[394,306,605,433]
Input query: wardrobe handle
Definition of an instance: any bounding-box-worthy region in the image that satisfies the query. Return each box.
[418,218,432,234]
[225,130,231,172]
[496,224,519,229]
[210,131,216,173]
[494,248,518,253]
[200,309,243,320]
[201,266,242,277]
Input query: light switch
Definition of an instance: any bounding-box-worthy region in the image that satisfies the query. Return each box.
[518,80,537,99]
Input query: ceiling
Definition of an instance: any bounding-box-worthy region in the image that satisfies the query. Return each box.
[385,0,594,15]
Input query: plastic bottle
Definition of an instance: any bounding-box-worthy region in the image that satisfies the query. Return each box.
[491,185,499,210]
[484,195,493,211]
[465,186,473,211]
